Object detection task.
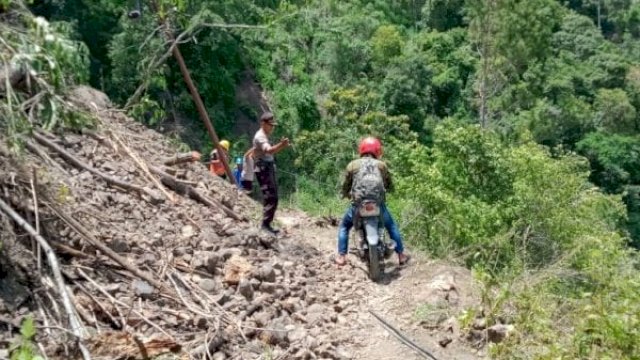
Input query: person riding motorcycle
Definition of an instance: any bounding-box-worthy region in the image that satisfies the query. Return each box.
[335,137,409,266]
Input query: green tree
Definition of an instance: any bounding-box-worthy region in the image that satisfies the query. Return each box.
[593,88,637,134]
[626,4,640,38]
[381,53,432,132]
[421,0,465,31]
[31,0,121,89]
[370,25,404,68]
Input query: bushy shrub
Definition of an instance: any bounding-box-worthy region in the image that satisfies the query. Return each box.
[390,122,638,358]
[1,1,91,149]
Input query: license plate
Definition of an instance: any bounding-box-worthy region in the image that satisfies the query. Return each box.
[359,202,380,217]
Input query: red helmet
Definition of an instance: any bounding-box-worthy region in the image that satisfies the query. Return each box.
[358,137,382,158]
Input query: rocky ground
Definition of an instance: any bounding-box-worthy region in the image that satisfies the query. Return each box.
[277,210,486,360]
[0,87,491,359]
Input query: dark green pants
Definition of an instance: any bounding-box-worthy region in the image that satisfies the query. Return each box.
[256,161,278,227]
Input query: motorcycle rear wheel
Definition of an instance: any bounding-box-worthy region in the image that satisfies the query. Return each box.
[368,246,381,282]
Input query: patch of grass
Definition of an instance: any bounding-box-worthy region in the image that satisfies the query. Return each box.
[283,176,346,218]
[10,316,43,360]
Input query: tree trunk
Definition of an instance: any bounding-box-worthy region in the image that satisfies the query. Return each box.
[163,151,201,166]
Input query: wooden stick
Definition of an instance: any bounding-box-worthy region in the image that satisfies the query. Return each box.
[50,241,91,259]
[30,167,42,273]
[107,130,176,203]
[34,294,53,337]
[75,281,122,330]
[46,202,177,297]
[163,151,201,166]
[369,310,440,360]
[25,140,68,174]
[76,268,173,338]
[66,285,94,331]
[32,131,163,204]
[36,341,50,360]
[0,198,92,360]
[43,288,63,327]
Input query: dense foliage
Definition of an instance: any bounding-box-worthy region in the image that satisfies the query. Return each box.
[12,0,640,357]
[0,0,91,149]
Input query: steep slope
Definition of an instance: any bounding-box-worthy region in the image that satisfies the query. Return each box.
[0,87,484,360]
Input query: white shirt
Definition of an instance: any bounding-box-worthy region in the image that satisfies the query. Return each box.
[241,155,255,181]
[253,128,274,162]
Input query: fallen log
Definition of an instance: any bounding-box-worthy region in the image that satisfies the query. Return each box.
[162,151,201,166]
[32,131,163,204]
[148,165,246,222]
[0,198,92,360]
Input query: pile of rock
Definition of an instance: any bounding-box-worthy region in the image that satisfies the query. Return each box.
[0,89,356,359]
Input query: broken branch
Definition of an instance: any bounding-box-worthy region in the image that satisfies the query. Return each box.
[0,198,92,360]
[107,130,176,203]
[25,140,69,174]
[76,268,173,339]
[46,202,177,298]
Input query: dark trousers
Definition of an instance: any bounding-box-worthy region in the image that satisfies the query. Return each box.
[241,180,253,191]
[256,161,278,226]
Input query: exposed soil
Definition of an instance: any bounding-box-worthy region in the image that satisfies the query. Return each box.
[231,68,271,141]
[0,86,487,360]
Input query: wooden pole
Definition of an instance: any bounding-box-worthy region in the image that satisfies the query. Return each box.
[170,45,235,184]
[147,0,236,185]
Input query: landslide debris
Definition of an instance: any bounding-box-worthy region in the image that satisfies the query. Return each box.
[0,86,353,360]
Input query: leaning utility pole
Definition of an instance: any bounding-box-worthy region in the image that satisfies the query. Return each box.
[147,0,236,184]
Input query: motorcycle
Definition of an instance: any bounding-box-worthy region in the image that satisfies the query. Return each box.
[354,200,393,282]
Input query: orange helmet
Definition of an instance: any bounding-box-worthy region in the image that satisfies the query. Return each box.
[358,137,382,158]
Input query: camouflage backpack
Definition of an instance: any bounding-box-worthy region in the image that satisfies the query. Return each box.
[351,157,385,202]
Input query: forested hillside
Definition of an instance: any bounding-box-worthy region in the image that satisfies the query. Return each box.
[3,0,640,358]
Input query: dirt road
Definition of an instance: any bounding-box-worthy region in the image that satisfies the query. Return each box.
[277,209,485,360]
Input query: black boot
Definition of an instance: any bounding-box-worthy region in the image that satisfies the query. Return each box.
[261,224,280,235]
